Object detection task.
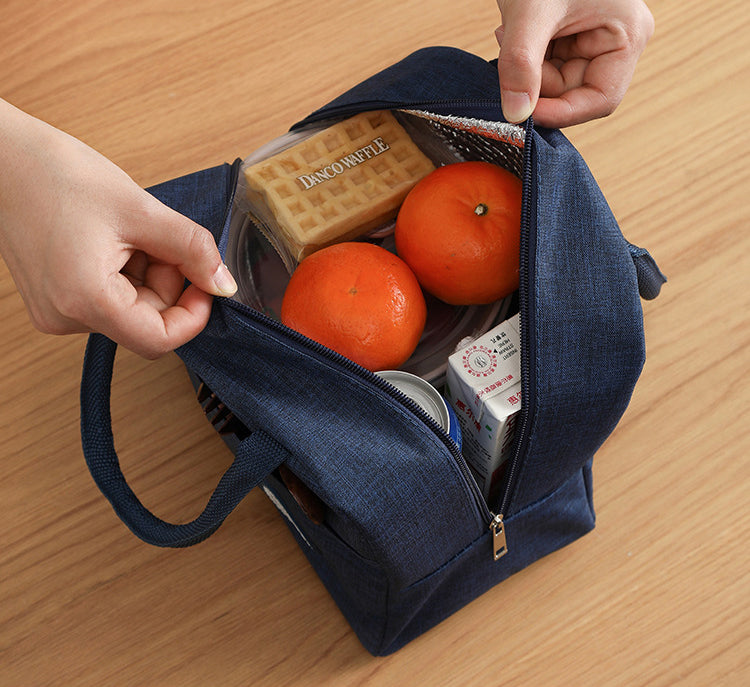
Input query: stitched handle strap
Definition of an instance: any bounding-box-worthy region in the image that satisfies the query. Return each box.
[80,333,288,547]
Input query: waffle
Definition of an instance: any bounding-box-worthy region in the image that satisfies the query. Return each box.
[243,111,435,263]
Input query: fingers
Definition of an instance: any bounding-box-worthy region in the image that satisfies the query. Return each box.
[93,203,236,357]
[533,48,632,127]
[0,100,236,358]
[495,0,655,128]
[100,227,228,357]
[112,194,239,357]
[97,276,216,359]
[495,16,555,123]
[533,88,613,129]
[126,198,237,298]
[29,263,215,358]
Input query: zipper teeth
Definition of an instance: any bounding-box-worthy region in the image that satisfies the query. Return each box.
[370,376,493,521]
[497,117,536,517]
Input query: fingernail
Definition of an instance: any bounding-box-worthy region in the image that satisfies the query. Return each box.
[213,263,238,296]
[501,90,533,123]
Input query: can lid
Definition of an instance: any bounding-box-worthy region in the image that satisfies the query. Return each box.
[376,370,450,431]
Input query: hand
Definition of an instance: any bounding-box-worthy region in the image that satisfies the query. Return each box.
[495,0,654,128]
[0,99,237,359]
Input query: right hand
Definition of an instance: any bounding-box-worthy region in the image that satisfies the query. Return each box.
[495,0,654,128]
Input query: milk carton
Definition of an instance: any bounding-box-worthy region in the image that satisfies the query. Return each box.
[445,314,522,502]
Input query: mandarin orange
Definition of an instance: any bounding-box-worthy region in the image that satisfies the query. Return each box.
[280,242,427,371]
[395,161,522,305]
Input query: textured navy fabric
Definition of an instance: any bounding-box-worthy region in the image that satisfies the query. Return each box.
[295,46,504,127]
[175,299,487,586]
[79,46,663,655]
[503,127,649,514]
[262,461,595,654]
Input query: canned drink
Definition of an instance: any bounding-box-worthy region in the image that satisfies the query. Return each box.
[377,370,462,449]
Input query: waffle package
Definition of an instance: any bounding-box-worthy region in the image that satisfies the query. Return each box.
[240,110,435,269]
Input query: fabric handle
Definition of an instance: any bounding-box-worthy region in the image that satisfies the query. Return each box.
[80,333,289,547]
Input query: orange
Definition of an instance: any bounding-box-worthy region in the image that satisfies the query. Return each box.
[395,161,522,305]
[280,242,427,372]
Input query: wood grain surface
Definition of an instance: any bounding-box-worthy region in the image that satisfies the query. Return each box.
[1,1,748,685]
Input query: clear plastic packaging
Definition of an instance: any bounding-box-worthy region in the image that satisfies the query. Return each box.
[226,109,525,384]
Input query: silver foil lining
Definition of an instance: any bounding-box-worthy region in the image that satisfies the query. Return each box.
[403,110,526,148]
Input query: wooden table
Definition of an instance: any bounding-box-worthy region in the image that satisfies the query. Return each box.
[1,1,748,684]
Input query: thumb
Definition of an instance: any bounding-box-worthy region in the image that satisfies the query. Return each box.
[495,6,557,123]
[130,199,238,297]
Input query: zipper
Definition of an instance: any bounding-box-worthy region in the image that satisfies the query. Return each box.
[236,100,536,561]
[222,294,495,528]
[495,117,537,523]
[490,513,507,560]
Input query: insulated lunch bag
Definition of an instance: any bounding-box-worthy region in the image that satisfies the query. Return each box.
[80,47,666,655]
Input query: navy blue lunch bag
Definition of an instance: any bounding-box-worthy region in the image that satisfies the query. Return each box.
[80,47,665,655]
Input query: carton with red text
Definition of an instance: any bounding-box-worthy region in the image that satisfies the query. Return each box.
[445,314,522,502]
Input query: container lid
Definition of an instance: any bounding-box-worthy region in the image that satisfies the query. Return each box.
[376,370,450,430]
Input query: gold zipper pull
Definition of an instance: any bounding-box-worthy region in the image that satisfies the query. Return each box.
[490,514,507,561]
